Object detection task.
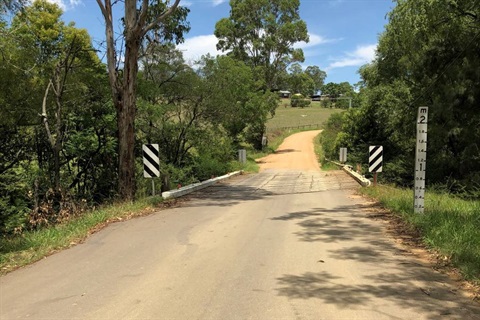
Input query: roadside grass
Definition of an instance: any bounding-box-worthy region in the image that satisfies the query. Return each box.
[0,196,163,275]
[361,186,480,282]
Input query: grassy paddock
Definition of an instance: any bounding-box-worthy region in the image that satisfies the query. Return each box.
[268,102,343,130]
[361,186,480,281]
[0,196,163,275]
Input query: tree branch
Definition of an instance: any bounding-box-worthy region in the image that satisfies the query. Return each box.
[95,0,108,19]
[41,81,55,149]
[142,0,181,36]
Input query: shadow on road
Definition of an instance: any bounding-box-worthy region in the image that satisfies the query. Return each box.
[272,204,480,319]
[183,184,275,207]
[274,148,298,154]
[271,205,385,244]
[276,270,480,319]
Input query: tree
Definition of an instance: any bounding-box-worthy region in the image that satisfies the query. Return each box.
[95,0,189,200]
[305,65,326,93]
[0,1,116,232]
[214,0,309,91]
[332,0,480,191]
[287,63,315,96]
[0,0,27,12]
[214,0,307,149]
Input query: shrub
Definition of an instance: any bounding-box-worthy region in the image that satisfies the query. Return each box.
[291,94,311,108]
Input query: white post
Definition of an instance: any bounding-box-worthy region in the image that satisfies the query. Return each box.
[414,107,428,213]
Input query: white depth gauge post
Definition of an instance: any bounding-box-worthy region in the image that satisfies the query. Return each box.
[414,107,428,213]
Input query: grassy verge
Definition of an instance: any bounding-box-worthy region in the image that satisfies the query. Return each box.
[0,196,163,275]
[360,186,480,282]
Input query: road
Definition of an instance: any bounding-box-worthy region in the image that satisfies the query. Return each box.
[1,130,479,319]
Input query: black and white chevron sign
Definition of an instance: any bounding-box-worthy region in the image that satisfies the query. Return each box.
[369,146,383,173]
[143,144,160,178]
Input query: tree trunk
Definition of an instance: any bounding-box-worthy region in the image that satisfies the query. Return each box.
[117,36,140,201]
[96,0,181,201]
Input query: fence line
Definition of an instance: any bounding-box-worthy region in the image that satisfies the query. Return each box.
[266,123,322,132]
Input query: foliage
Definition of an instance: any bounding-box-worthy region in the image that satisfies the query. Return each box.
[319,112,345,164]
[0,1,116,234]
[287,63,315,96]
[214,0,308,149]
[137,48,276,189]
[305,65,327,93]
[330,0,480,193]
[214,0,308,91]
[290,94,311,108]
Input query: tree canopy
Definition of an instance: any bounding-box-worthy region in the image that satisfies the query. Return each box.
[325,0,480,193]
[214,0,309,91]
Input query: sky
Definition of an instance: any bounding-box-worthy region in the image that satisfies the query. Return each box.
[54,0,395,85]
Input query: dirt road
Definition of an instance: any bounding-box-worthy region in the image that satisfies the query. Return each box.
[257,130,322,171]
[1,130,479,319]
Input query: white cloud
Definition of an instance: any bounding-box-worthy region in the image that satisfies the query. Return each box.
[326,44,377,70]
[45,0,82,11]
[181,1,193,7]
[294,33,341,50]
[177,34,224,63]
[212,0,226,6]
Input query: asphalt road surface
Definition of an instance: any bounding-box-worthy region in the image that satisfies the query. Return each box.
[1,131,479,319]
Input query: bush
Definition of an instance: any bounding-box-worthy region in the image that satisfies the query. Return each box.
[0,168,31,235]
[319,112,346,163]
[291,94,311,108]
[192,155,231,181]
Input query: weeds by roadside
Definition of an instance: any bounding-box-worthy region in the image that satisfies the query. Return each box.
[0,196,166,275]
[360,186,480,283]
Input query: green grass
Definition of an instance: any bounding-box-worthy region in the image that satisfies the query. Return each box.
[268,101,343,130]
[313,134,341,171]
[0,196,163,275]
[361,186,480,281]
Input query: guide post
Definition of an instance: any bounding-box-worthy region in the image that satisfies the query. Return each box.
[414,107,428,213]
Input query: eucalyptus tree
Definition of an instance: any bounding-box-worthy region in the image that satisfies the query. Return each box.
[214,0,309,91]
[214,0,307,148]
[287,63,315,96]
[305,65,327,94]
[95,0,189,200]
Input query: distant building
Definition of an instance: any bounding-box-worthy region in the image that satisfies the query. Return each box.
[278,90,291,98]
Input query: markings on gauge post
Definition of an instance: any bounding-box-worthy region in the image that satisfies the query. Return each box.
[414,107,428,213]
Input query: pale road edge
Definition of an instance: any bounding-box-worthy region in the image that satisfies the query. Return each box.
[161,171,244,199]
[329,160,372,187]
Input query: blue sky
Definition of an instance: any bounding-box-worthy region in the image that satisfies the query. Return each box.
[55,0,395,85]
